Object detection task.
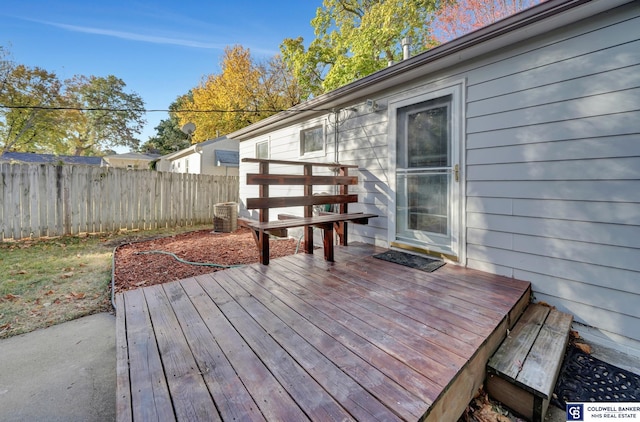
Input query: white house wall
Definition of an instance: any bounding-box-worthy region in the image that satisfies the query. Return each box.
[170,153,201,174]
[202,138,240,176]
[239,2,640,346]
[463,2,640,345]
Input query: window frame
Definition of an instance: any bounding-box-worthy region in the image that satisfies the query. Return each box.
[299,125,325,157]
[256,140,269,159]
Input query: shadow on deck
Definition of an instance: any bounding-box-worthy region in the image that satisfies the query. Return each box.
[116,244,531,422]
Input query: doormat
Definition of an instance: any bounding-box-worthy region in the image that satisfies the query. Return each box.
[373,250,445,273]
[552,346,640,408]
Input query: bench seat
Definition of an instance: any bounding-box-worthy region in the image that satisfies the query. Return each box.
[239,213,377,265]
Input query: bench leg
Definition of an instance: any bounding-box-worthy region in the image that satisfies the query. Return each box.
[322,225,334,262]
[260,231,270,265]
[250,229,269,265]
[304,226,314,255]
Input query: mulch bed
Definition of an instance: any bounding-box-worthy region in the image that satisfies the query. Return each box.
[113,227,299,293]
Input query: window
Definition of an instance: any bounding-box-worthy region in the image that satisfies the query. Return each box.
[300,125,324,155]
[256,140,269,159]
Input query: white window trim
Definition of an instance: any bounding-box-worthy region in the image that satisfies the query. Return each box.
[387,79,466,263]
[299,122,326,158]
[256,139,270,159]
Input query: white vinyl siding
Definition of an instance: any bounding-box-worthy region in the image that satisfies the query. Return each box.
[464,2,640,343]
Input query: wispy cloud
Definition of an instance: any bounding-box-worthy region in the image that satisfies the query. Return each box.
[35,19,226,50]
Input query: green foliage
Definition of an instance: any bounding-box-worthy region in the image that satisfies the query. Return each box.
[280,0,441,97]
[0,48,66,153]
[0,45,146,156]
[63,75,146,155]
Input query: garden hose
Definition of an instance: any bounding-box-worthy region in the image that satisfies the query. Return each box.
[134,250,245,268]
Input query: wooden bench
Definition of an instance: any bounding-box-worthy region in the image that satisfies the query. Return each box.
[239,158,377,265]
[487,303,573,422]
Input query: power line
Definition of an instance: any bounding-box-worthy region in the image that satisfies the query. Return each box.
[0,103,331,113]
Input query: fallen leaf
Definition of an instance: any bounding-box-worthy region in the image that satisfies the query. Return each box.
[17,270,27,275]
[575,342,592,354]
[0,323,11,331]
[570,330,580,339]
[60,272,74,279]
[45,290,55,296]
[4,294,21,301]
[473,403,511,422]
[70,292,85,300]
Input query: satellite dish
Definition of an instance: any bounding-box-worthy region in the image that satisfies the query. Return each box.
[181,122,196,136]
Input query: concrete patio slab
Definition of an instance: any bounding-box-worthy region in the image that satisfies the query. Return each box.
[0,313,116,422]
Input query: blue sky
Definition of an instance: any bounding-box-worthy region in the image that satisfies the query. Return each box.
[1,1,319,151]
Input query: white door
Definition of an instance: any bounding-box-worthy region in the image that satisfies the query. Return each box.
[394,92,460,258]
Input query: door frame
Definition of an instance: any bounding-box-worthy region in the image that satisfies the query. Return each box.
[387,79,466,262]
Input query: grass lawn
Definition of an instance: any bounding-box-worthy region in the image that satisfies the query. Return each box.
[0,225,212,339]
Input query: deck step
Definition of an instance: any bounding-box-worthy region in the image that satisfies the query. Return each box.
[487,303,573,422]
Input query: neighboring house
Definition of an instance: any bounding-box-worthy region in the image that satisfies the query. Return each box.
[0,151,105,166]
[229,0,640,354]
[156,136,239,176]
[103,152,160,170]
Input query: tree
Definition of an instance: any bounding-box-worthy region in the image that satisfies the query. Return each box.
[140,97,192,155]
[62,75,145,155]
[178,45,301,142]
[0,48,65,153]
[432,0,546,42]
[280,0,441,97]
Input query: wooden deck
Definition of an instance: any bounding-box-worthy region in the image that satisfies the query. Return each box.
[116,244,531,422]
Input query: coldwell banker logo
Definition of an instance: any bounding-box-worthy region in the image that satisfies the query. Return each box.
[567,403,584,421]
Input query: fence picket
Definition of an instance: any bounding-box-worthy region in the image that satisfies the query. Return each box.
[0,164,239,241]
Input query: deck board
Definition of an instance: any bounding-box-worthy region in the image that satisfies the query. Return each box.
[117,244,531,421]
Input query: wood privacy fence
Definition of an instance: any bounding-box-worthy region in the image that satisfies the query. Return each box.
[0,163,239,241]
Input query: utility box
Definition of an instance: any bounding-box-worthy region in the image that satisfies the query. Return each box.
[213,202,238,232]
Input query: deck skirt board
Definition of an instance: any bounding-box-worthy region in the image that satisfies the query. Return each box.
[117,244,531,421]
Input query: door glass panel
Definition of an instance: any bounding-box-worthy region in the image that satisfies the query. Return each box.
[397,96,451,169]
[397,173,449,238]
[407,106,449,168]
[396,96,452,243]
